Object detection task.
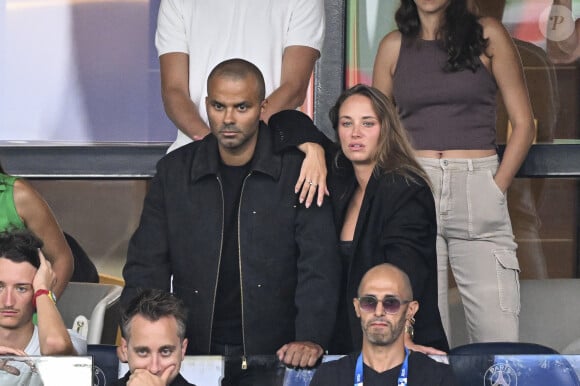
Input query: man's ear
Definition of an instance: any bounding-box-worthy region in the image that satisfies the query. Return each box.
[181,338,188,359]
[261,99,268,114]
[118,338,128,363]
[353,298,361,318]
[407,301,419,320]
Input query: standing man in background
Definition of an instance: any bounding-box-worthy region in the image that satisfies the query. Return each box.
[156,0,325,152]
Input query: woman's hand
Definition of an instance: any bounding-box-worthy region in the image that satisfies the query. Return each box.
[296,143,329,208]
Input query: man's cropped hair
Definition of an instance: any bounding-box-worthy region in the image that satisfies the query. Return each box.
[121,288,188,341]
[207,58,266,101]
[0,228,43,268]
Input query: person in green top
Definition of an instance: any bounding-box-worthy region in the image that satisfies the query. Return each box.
[0,162,73,297]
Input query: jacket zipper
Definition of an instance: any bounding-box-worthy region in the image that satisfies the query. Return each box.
[208,176,225,353]
[239,172,251,369]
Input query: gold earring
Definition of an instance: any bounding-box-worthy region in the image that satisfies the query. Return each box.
[405,323,414,340]
[405,316,415,340]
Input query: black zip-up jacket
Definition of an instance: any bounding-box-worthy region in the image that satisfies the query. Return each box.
[121,122,340,355]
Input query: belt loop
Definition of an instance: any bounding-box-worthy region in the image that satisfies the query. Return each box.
[468,159,474,172]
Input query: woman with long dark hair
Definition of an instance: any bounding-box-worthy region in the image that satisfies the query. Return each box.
[272,84,449,354]
[372,0,535,343]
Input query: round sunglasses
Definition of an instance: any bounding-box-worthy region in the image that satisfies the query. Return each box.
[357,295,412,314]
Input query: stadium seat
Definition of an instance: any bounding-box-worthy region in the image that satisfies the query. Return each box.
[87,344,119,386]
[57,282,122,344]
[448,342,580,386]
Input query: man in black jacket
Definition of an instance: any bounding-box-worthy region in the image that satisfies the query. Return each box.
[121,59,340,385]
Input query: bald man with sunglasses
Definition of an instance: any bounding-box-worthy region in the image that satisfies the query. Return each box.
[310,264,457,386]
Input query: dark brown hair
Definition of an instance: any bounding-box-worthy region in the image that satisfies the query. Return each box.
[121,289,188,341]
[329,84,429,184]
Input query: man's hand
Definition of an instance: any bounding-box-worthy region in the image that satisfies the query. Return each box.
[276,341,323,368]
[127,365,175,386]
[32,250,56,292]
[0,349,32,377]
[0,346,26,357]
[295,143,329,208]
[404,333,446,355]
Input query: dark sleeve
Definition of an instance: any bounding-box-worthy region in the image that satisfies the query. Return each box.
[175,374,196,386]
[411,352,458,386]
[439,366,460,386]
[121,160,172,306]
[309,366,333,386]
[379,179,436,300]
[309,356,352,386]
[293,198,341,348]
[269,109,333,152]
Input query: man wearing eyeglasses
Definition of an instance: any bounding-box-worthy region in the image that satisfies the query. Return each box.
[309,263,457,386]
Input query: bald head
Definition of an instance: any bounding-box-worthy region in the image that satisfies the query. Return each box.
[358,263,413,301]
[207,58,266,101]
[355,264,418,349]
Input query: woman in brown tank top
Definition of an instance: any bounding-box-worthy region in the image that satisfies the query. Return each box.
[372,0,535,344]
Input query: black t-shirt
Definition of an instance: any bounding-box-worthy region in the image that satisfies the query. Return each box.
[309,351,458,386]
[211,161,251,345]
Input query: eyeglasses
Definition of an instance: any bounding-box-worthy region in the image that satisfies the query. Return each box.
[357,295,412,314]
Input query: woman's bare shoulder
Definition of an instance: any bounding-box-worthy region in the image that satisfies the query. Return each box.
[12,179,48,219]
[378,30,403,52]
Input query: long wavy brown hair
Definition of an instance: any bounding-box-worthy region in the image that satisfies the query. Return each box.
[395,0,488,72]
[329,84,429,184]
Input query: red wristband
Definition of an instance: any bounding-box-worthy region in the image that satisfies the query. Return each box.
[33,289,56,308]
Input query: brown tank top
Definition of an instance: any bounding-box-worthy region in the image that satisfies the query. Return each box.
[392,36,498,150]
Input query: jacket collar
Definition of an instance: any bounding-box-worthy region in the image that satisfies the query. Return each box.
[351,173,378,242]
[190,121,281,182]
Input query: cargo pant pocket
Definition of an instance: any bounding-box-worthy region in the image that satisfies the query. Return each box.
[494,249,521,314]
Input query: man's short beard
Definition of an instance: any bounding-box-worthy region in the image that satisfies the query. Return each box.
[368,331,395,346]
[364,316,406,346]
